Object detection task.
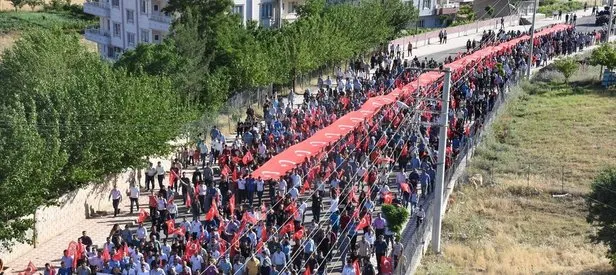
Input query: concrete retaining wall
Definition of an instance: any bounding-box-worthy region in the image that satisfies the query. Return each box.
[0,157,172,264]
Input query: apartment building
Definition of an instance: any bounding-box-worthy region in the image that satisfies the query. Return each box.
[407,0,463,28]
[83,0,172,60]
[84,0,303,60]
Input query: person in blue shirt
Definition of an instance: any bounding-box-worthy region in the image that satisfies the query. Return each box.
[330,210,341,233]
[210,126,221,141]
[246,176,256,206]
[58,261,71,275]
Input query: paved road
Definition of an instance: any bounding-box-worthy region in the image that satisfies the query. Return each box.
[425,15,601,64]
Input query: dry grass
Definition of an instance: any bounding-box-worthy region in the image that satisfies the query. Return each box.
[0,32,16,53]
[417,65,616,274]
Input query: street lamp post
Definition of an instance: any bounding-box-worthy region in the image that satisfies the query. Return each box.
[608,0,614,39]
[526,0,539,79]
[432,68,451,254]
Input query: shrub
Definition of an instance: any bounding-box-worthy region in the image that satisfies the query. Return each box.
[381,204,410,234]
[554,57,579,83]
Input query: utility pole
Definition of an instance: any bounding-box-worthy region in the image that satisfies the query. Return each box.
[609,0,614,39]
[432,68,451,254]
[526,0,539,78]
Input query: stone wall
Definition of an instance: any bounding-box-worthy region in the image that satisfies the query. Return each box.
[0,157,172,265]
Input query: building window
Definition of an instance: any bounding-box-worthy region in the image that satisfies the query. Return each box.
[111,0,119,7]
[140,0,147,13]
[289,2,297,13]
[422,0,430,9]
[126,10,135,23]
[261,2,272,19]
[113,22,121,37]
[153,4,159,11]
[154,34,160,41]
[127,32,136,46]
[141,29,150,42]
[232,5,244,22]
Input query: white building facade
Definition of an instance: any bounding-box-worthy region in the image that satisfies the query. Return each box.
[84,0,172,60]
[84,0,303,60]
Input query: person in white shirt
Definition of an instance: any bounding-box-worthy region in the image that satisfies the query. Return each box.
[297,199,308,224]
[129,184,140,214]
[190,254,204,272]
[277,180,286,197]
[132,248,144,264]
[288,186,299,200]
[256,178,265,205]
[190,219,202,236]
[237,178,246,203]
[136,223,148,242]
[145,162,157,191]
[167,200,178,220]
[150,266,166,275]
[328,196,339,213]
[156,162,166,190]
[291,172,301,188]
[109,184,123,217]
[258,142,267,158]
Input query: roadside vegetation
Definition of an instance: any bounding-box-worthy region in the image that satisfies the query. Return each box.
[417,60,616,274]
[538,0,584,15]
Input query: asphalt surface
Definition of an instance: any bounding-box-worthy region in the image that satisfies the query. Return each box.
[424,14,601,64]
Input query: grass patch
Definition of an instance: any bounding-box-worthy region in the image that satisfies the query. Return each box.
[538,0,584,15]
[417,65,616,274]
[0,8,94,34]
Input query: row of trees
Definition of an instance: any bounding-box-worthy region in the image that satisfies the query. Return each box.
[0,30,198,248]
[116,0,417,113]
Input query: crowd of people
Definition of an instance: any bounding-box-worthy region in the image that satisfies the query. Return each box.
[32,23,601,275]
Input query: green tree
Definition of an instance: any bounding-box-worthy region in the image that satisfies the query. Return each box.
[9,0,24,10]
[24,0,42,10]
[590,43,616,71]
[381,204,410,234]
[553,57,578,83]
[0,29,197,248]
[586,168,616,269]
[484,5,494,18]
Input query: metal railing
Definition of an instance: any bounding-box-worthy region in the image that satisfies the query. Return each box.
[84,0,110,9]
[85,27,111,37]
[391,15,519,48]
[150,12,173,24]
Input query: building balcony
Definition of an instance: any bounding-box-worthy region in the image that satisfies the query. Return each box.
[282,12,298,22]
[83,1,110,17]
[436,6,459,15]
[260,18,275,28]
[149,12,172,31]
[84,27,111,45]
